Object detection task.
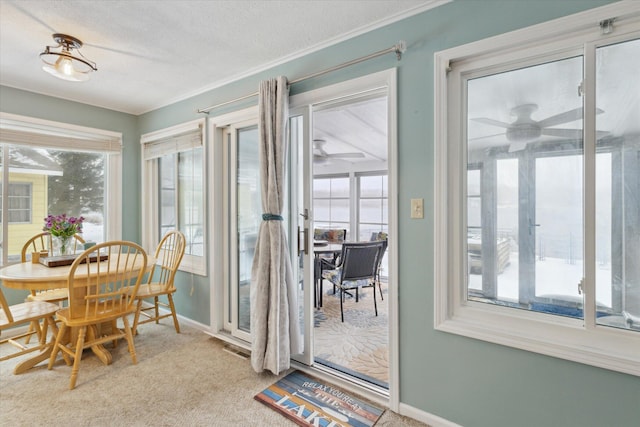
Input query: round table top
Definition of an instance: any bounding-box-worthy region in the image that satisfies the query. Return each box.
[0,257,154,291]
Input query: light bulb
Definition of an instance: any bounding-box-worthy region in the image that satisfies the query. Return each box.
[42,55,89,82]
[57,57,74,76]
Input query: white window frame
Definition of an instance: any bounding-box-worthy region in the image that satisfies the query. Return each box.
[140,118,206,275]
[434,3,640,376]
[0,112,123,262]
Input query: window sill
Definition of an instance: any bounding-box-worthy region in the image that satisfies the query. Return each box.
[435,303,640,376]
[179,256,207,276]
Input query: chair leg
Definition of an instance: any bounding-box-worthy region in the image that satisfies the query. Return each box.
[122,316,137,364]
[69,326,87,390]
[24,322,35,344]
[372,284,378,316]
[378,280,384,301]
[167,294,181,333]
[38,318,50,346]
[24,320,43,345]
[339,288,345,322]
[48,323,66,370]
[154,297,160,324]
[132,299,143,335]
[111,320,119,347]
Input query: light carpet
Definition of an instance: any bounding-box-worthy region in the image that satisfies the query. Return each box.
[0,321,426,427]
[314,280,389,386]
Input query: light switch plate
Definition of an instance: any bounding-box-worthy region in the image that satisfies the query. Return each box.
[411,198,424,219]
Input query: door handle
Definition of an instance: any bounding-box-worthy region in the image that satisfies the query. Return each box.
[529,219,540,235]
[303,227,309,255]
[299,208,309,220]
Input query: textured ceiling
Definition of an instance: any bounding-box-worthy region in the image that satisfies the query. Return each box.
[0,0,441,115]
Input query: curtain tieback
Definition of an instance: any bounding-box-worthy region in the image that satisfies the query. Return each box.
[262,213,283,221]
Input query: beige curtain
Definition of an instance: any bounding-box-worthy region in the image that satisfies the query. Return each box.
[250,76,301,374]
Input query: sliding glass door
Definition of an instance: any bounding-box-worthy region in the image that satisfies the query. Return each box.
[226,121,259,341]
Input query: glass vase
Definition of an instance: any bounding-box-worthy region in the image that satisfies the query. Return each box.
[54,235,73,256]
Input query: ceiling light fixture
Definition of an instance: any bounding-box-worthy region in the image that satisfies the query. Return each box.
[40,33,97,82]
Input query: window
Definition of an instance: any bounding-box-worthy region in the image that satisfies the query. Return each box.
[435,6,640,375]
[0,113,122,266]
[358,173,388,241]
[0,183,32,223]
[313,175,350,233]
[141,119,206,275]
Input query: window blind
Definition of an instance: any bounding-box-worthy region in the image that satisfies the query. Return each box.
[0,113,122,153]
[0,129,121,153]
[141,119,204,160]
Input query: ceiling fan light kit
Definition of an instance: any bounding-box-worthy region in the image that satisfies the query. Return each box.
[40,33,97,82]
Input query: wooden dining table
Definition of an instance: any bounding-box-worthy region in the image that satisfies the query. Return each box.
[0,256,153,374]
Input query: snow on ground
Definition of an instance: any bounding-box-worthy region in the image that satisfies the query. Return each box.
[469,252,613,307]
[80,221,103,244]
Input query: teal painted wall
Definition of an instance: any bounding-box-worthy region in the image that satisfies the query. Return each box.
[3,0,639,425]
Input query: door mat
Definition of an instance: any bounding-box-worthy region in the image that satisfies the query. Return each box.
[255,370,384,427]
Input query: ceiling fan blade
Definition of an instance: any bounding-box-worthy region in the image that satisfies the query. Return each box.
[471,118,512,128]
[541,128,583,138]
[468,132,506,142]
[541,128,611,139]
[538,107,604,128]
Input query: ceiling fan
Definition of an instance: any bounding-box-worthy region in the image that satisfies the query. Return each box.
[313,139,365,163]
[471,103,607,152]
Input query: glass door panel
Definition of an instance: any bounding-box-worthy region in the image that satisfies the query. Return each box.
[290,110,312,365]
[232,124,259,339]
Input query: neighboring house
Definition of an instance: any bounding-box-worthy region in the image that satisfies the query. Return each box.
[3,148,62,256]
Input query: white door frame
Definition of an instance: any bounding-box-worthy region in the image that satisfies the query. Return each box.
[289,68,399,410]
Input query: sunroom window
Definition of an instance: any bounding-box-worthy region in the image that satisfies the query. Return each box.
[313,175,350,234]
[435,7,640,375]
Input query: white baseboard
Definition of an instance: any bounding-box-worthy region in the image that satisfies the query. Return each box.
[174,313,209,332]
[138,300,210,332]
[399,403,462,427]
